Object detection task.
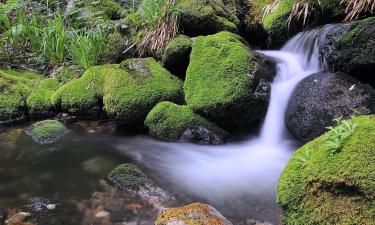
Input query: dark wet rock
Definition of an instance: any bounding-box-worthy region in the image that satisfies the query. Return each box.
[145,101,228,144]
[155,203,233,225]
[80,178,173,225]
[237,219,273,225]
[318,17,375,86]
[107,164,148,191]
[54,113,77,125]
[75,120,117,134]
[286,72,375,143]
[25,120,70,145]
[26,197,50,213]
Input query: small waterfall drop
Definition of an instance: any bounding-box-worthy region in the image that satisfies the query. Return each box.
[115,30,322,224]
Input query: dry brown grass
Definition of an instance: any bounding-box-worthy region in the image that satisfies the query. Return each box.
[262,0,280,20]
[287,0,311,28]
[341,0,375,21]
[136,0,178,56]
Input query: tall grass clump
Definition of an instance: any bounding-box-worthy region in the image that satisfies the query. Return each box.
[341,0,375,21]
[136,0,180,56]
[70,28,108,69]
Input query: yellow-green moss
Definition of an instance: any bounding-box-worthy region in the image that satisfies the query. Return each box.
[184,31,260,131]
[277,115,375,225]
[0,69,42,123]
[145,101,227,141]
[52,64,119,116]
[25,119,69,145]
[103,58,184,125]
[27,78,61,117]
[107,164,148,191]
[162,35,192,77]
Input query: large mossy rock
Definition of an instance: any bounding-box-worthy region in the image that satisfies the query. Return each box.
[52,65,117,117]
[184,31,276,132]
[27,78,61,118]
[319,17,375,87]
[278,115,375,225]
[285,72,375,143]
[161,35,192,78]
[0,70,42,124]
[25,120,70,145]
[145,101,228,144]
[103,58,183,125]
[177,0,239,36]
[155,203,233,225]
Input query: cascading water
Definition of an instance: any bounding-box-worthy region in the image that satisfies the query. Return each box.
[115,30,322,224]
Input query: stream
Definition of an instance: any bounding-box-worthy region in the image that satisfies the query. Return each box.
[0,29,322,225]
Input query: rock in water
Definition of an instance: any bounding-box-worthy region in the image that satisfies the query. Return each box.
[145,101,228,144]
[155,203,233,225]
[278,115,375,225]
[286,72,375,143]
[184,31,276,133]
[318,17,375,87]
[106,164,148,191]
[25,120,70,145]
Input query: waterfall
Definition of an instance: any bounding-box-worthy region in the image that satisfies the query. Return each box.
[115,30,322,224]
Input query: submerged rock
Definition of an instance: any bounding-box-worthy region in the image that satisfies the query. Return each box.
[107,164,148,191]
[155,203,233,225]
[184,31,276,133]
[285,72,375,143]
[25,120,70,145]
[278,115,375,225]
[319,17,375,87]
[145,101,228,144]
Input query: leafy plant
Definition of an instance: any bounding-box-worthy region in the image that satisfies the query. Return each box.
[69,28,108,69]
[296,148,311,168]
[325,117,357,157]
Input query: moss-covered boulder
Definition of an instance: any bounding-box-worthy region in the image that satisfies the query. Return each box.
[85,0,122,19]
[145,101,228,144]
[184,32,276,132]
[25,120,70,145]
[177,0,239,36]
[52,64,119,117]
[103,58,183,125]
[107,164,148,191]
[161,35,192,78]
[27,78,61,118]
[0,70,42,124]
[278,115,375,225]
[319,17,375,87]
[99,32,135,64]
[155,203,233,225]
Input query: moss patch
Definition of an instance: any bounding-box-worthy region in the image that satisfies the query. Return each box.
[103,58,184,125]
[162,35,192,78]
[27,78,61,117]
[277,115,375,225]
[177,0,239,36]
[107,164,148,191]
[52,64,119,117]
[0,69,42,123]
[145,101,227,142]
[25,120,70,145]
[184,31,266,132]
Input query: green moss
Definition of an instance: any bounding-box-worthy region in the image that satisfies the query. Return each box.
[277,115,375,225]
[145,101,227,141]
[103,58,184,125]
[178,0,238,35]
[0,70,42,123]
[56,67,81,84]
[162,35,192,77]
[184,31,260,131]
[25,120,69,145]
[262,0,296,31]
[99,32,133,64]
[338,17,375,44]
[85,0,121,19]
[107,164,148,191]
[52,64,119,116]
[27,78,61,117]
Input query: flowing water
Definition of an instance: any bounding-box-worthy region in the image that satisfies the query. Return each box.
[0,30,322,225]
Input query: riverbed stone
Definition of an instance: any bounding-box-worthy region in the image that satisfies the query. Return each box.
[319,17,375,87]
[25,120,70,145]
[184,31,276,133]
[145,101,228,144]
[155,203,233,225]
[107,164,148,191]
[285,72,375,143]
[278,115,375,225]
